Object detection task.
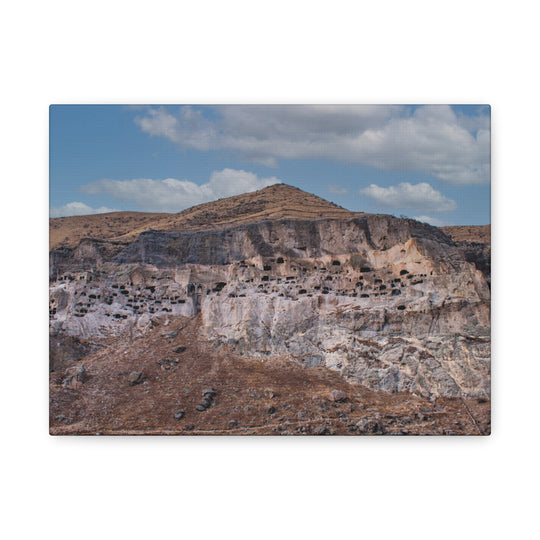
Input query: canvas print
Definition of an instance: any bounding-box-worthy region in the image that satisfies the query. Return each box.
[49,105,491,435]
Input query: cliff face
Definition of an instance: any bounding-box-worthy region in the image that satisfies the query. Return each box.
[49,185,491,399]
[112,215,454,265]
[442,225,491,283]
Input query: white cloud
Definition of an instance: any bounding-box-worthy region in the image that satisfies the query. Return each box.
[49,202,118,218]
[359,182,457,213]
[455,107,491,133]
[135,107,217,151]
[413,215,447,227]
[327,184,349,195]
[80,168,282,212]
[134,105,490,184]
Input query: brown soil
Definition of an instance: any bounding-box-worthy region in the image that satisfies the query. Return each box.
[49,315,490,436]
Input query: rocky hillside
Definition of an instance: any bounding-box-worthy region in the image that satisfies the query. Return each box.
[49,184,491,434]
[442,225,491,282]
[49,184,353,250]
[50,315,490,435]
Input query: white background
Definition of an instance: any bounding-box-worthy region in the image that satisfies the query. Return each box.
[1,1,538,538]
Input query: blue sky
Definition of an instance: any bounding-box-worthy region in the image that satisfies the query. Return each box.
[50,105,490,225]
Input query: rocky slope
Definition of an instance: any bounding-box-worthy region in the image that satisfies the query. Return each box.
[49,315,490,436]
[49,184,491,405]
[442,225,491,283]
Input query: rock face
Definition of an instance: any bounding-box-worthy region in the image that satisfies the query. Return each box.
[63,365,87,389]
[49,184,490,399]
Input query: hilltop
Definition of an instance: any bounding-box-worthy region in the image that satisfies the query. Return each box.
[49,184,356,250]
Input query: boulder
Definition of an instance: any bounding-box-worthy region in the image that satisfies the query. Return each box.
[328,389,347,402]
[127,371,145,386]
[356,418,385,434]
[63,365,87,389]
[158,357,179,370]
[150,313,169,326]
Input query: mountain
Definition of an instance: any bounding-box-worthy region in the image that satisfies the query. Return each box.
[49,184,354,250]
[49,184,491,435]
